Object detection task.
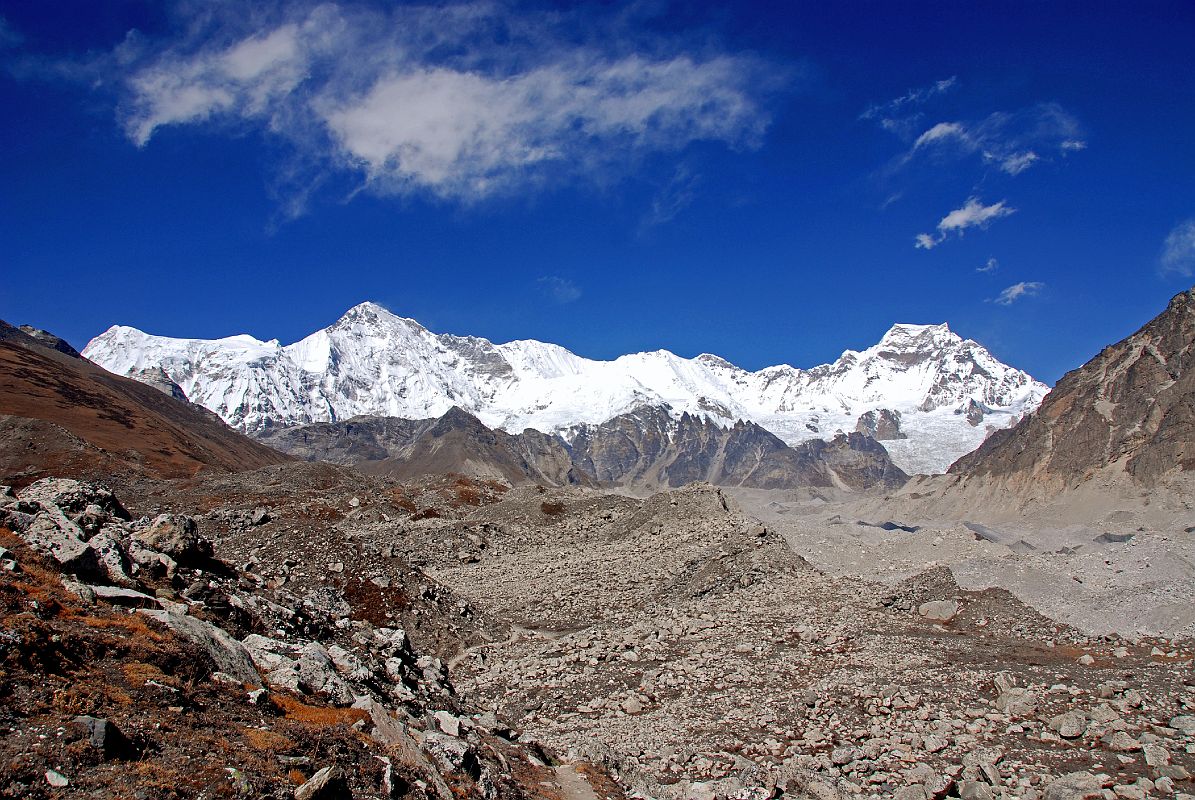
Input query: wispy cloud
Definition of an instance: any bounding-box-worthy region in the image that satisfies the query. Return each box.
[915,197,1015,250]
[977,257,999,273]
[537,276,582,304]
[641,164,701,229]
[0,16,22,50]
[907,103,1084,176]
[993,281,1044,305]
[1160,218,1195,277]
[86,2,783,213]
[860,76,957,139]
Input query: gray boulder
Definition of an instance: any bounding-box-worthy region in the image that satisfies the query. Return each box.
[918,600,960,622]
[20,513,98,575]
[18,478,129,520]
[133,514,211,563]
[139,608,260,685]
[87,529,135,587]
[1043,772,1103,800]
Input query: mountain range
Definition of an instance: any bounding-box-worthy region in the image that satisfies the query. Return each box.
[83,302,1048,475]
[259,405,909,491]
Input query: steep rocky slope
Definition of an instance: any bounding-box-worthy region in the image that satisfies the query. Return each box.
[0,320,288,486]
[950,287,1195,489]
[262,406,907,491]
[83,302,1047,473]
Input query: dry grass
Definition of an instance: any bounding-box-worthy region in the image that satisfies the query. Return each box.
[271,693,370,727]
[124,660,176,688]
[72,613,172,643]
[243,727,294,752]
[540,501,566,517]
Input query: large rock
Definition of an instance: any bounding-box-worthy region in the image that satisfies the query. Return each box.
[20,513,98,575]
[132,514,211,563]
[140,608,260,685]
[87,528,135,587]
[294,765,350,800]
[18,478,129,520]
[994,688,1038,717]
[918,600,960,623]
[1042,772,1103,800]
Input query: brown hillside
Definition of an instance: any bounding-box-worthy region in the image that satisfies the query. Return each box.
[0,320,288,485]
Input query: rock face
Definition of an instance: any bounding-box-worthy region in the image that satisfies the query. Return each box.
[951,288,1195,487]
[855,408,907,440]
[568,406,907,490]
[18,325,82,358]
[82,302,1047,474]
[265,405,908,491]
[0,319,288,484]
[128,366,189,402]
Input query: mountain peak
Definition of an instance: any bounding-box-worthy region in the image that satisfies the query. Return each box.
[331,302,426,334]
[83,307,1048,474]
[878,322,954,345]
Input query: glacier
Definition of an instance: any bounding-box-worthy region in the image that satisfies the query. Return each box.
[81,301,1050,474]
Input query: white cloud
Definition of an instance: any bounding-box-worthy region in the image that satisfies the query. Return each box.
[977,257,999,273]
[907,103,1084,175]
[914,233,940,250]
[999,151,1039,175]
[912,121,968,149]
[538,276,582,304]
[994,281,1044,305]
[861,77,957,138]
[108,2,779,207]
[916,197,1015,249]
[1161,218,1195,277]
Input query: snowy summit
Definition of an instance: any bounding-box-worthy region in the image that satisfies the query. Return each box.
[82,302,1049,474]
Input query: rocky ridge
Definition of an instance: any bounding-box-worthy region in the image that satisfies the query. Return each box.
[951,288,1195,490]
[262,405,908,491]
[0,319,288,485]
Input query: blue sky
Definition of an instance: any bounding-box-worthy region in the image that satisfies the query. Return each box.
[1,1,1193,383]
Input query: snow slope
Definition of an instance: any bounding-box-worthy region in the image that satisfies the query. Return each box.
[82,302,1049,474]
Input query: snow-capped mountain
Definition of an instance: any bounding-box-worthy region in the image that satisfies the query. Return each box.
[82,302,1049,474]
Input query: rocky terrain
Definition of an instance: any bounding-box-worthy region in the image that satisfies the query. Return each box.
[82,302,1048,473]
[6,469,1193,800]
[331,482,1195,800]
[0,473,626,800]
[262,405,907,492]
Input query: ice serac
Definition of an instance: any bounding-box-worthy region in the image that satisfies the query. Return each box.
[83,302,1049,474]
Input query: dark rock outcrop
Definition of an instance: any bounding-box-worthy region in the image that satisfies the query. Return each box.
[855,408,907,440]
[18,324,83,358]
[260,407,586,487]
[569,406,907,490]
[265,405,907,491]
